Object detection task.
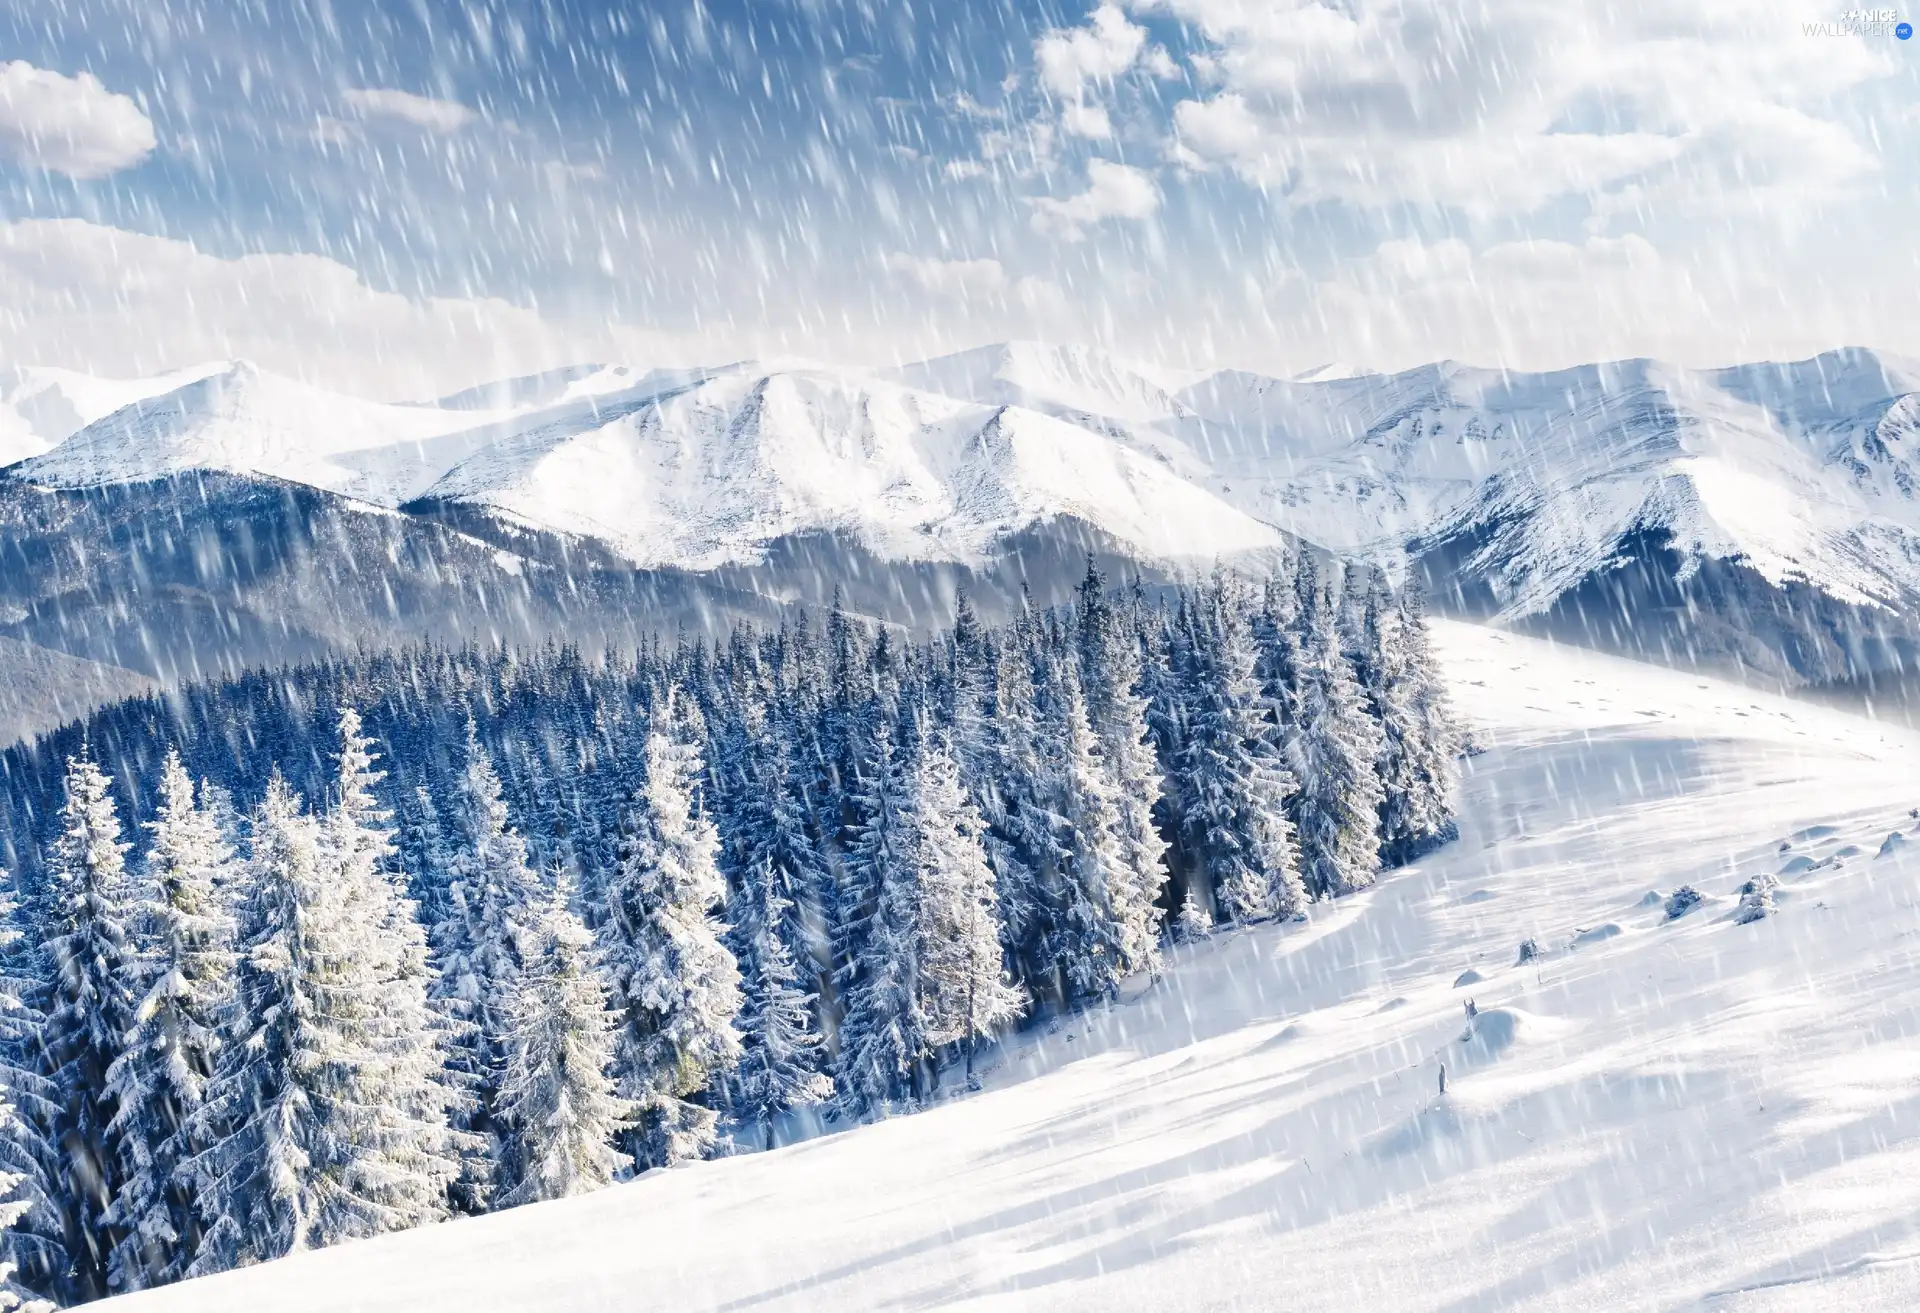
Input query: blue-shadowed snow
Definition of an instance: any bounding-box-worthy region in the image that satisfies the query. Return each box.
[104,620,1920,1312]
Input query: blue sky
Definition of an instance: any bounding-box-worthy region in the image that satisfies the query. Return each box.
[0,0,1916,394]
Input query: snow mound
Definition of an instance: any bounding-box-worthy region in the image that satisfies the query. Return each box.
[1636,889,1666,907]
[1453,969,1486,987]
[1780,855,1818,875]
[1571,923,1625,948]
[1880,832,1909,858]
[1455,1007,1566,1064]
[1834,844,1864,859]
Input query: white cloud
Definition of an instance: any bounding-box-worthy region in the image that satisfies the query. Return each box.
[879,253,1072,324]
[0,219,686,399]
[0,61,155,179]
[1061,102,1115,140]
[881,252,1010,299]
[1296,231,1920,372]
[1036,5,1148,100]
[1143,0,1897,218]
[341,87,477,134]
[1031,159,1161,238]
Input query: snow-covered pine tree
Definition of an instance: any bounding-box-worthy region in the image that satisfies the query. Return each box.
[715,711,831,1020]
[1173,577,1303,922]
[0,881,58,1313]
[101,751,234,1292]
[0,1080,50,1313]
[1035,663,1129,1004]
[1288,574,1389,899]
[727,861,833,1149]
[1075,562,1171,979]
[1376,578,1460,864]
[494,875,631,1207]
[191,748,463,1275]
[430,728,544,1206]
[1169,886,1214,945]
[981,608,1055,985]
[833,725,924,1116]
[598,692,743,1171]
[39,753,140,1302]
[322,708,466,1229]
[911,738,1025,1077]
[187,776,335,1272]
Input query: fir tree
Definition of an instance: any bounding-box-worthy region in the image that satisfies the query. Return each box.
[1288,581,1389,899]
[1036,664,1130,1003]
[494,876,631,1206]
[188,777,336,1271]
[838,732,1023,1114]
[39,753,139,1302]
[0,1084,50,1313]
[598,694,743,1170]
[1172,579,1303,922]
[323,709,467,1230]
[192,717,463,1275]
[1375,579,1460,864]
[431,729,544,1205]
[1169,887,1214,945]
[912,740,1025,1075]
[101,752,234,1292]
[0,881,57,1313]
[727,863,833,1149]
[1075,563,1171,979]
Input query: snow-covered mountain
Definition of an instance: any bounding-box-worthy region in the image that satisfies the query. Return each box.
[5,341,1920,690]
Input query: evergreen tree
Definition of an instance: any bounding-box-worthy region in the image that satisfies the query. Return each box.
[727,863,833,1149]
[1173,579,1303,922]
[598,693,743,1171]
[912,740,1025,1074]
[1035,665,1130,1003]
[1375,580,1460,864]
[1289,580,1388,899]
[0,882,57,1313]
[101,752,234,1292]
[838,732,1023,1115]
[1169,887,1214,945]
[1075,564,1171,978]
[39,753,139,1302]
[192,718,463,1274]
[833,728,919,1116]
[323,709,467,1229]
[0,1083,50,1313]
[494,876,631,1206]
[188,777,339,1271]
[430,729,544,1206]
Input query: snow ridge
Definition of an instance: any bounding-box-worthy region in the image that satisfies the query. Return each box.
[7,344,1920,613]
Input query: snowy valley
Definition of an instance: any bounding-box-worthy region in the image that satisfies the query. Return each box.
[97,619,1920,1313]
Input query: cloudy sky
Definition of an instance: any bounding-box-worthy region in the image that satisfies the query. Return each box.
[0,0,1915,395]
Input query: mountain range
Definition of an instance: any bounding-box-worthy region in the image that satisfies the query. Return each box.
[3,340,1918,739]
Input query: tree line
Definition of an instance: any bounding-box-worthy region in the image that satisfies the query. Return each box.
[0,556,1459,1305]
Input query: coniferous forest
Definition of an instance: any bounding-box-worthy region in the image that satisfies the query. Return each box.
[0,556,1458,1306]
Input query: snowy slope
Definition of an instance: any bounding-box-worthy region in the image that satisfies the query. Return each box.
[0,362,228,465]
[109,625,1920,1312]
[6,361,540,505]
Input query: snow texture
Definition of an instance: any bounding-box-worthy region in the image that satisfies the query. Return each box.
[102,621,1920,1312]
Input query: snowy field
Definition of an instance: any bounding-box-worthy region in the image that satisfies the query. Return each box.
[113,621,1920,1312]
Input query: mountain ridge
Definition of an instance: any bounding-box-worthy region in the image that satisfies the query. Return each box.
[3,341,1918,698]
